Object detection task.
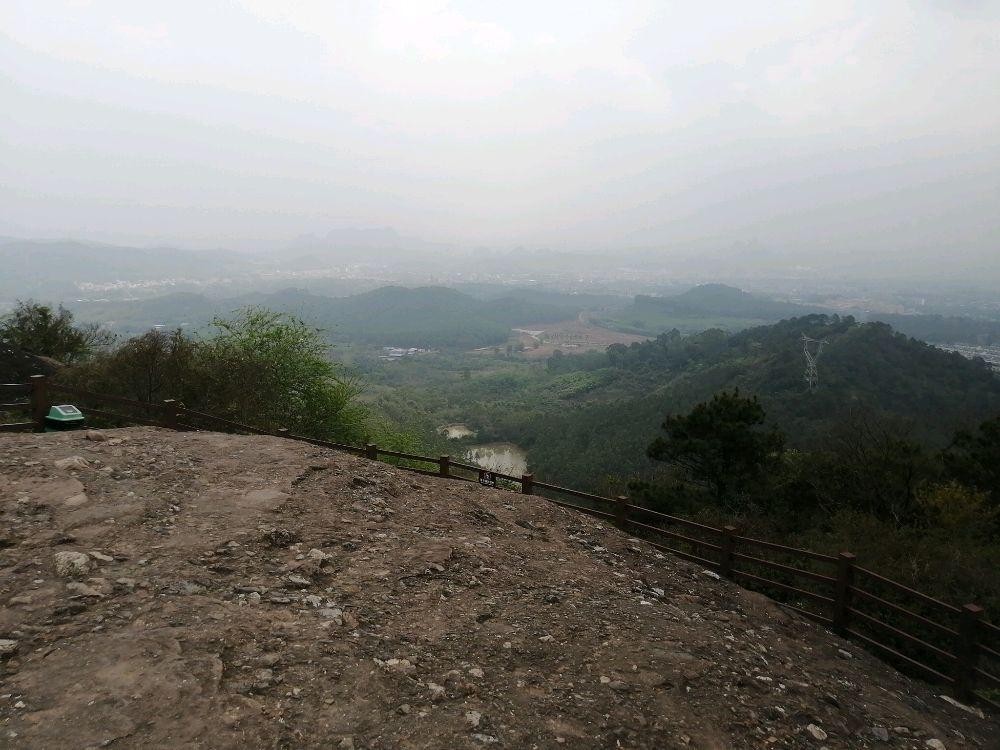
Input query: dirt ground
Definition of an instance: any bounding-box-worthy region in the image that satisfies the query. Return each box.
[516,319,647,360]
[0,428,996,749]
[466,317,647,360]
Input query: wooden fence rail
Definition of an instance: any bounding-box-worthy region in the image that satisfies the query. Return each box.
[6,375,997,711]
[0,382,33,432]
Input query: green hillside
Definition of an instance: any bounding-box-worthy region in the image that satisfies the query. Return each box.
[513,315,1000,488]
[318,286,510,347]
[596,283,820,335]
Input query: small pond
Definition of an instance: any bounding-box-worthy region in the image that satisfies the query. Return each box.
[438,423,477,439]
[464,442,528,476]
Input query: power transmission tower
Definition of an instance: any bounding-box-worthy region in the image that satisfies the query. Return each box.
[802,335,826,391]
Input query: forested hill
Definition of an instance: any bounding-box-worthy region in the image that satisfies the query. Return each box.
[596,283,821,334]
[71,285,584,348]
[639,283,812,318]
[304,285,577,347]
[596,283,1000,345]
[518,315,1000,487]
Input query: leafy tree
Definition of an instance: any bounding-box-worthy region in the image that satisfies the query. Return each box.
[606,342,627,368]
[818,411,932,525]
[1,300,112,364]
[198,307,366,442]
[546,349,565,373]
[63,328,201,404]
[917,481,997,534]
[647,389,784,506]
[61,307,369,444]
[943,414,1000,507]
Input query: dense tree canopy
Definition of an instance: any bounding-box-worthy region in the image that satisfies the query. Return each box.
[631,391,1000,614]
[59,307,369,444]
[202,307,365,440]
[942,415,1000,508]
[647,390,784,505]
[1,301,111,365]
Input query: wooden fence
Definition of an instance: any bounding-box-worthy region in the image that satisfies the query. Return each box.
[3,374,998,711]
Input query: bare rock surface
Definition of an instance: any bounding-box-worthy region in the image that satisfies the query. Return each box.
[0,427,996,749]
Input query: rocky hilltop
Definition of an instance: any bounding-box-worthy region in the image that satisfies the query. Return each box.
[0,428,995,749]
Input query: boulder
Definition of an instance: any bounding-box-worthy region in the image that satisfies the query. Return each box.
[54,550,92,579]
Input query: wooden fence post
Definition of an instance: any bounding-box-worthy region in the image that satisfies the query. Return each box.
[720,526,739,578]
[614,495,629,530]
[953,603,984,702]
[161,399,179,430]
[366,443,378,461]
[833,551,856,635]
[29,375,49,432]
[521,473,534,495]
[439,455,450,477]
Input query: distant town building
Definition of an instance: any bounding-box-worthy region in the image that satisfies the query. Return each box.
[378,346,433,360]
[936,343,1000,370]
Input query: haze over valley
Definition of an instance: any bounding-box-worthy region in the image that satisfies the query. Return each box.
[3,2,1000,743]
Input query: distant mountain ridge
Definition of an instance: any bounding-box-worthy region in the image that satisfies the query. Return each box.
[0,238,255,303]
[595,283,820,335]
[69,285,589,348]
[639,283,816,318]
[0,239,247,279]
[601,283,1000,346]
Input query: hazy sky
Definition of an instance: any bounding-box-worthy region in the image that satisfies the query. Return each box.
[2,1,999,274]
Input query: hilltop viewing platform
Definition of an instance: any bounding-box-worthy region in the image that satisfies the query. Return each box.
[0,426,996,748]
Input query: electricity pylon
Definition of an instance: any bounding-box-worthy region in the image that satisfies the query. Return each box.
[802,335,826,391]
